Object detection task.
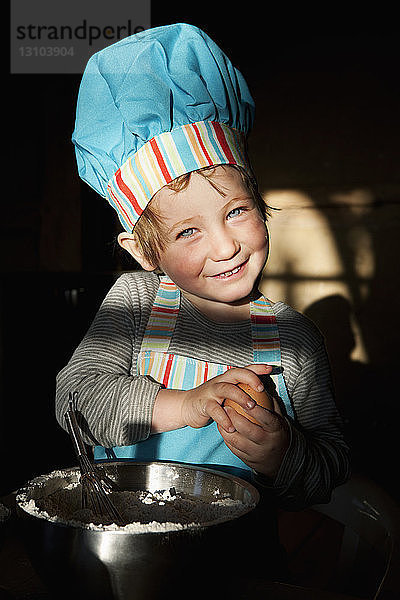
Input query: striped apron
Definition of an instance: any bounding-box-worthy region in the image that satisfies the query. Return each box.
[94,276,292,475]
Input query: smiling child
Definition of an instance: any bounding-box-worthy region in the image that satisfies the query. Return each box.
[56,23,349,509]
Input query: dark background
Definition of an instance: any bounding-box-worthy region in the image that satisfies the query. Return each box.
[2,3,399,499]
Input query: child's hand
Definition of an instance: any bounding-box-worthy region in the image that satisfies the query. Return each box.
[181,364,273,432]
[217,395,290,479]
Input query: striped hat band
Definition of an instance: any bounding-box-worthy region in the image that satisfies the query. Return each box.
[106,120,250,231]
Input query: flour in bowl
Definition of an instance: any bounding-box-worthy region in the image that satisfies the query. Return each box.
[17,470,252,533]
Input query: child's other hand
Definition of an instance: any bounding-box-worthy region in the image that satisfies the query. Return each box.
[181,364,273,432]
[217,396,290,479]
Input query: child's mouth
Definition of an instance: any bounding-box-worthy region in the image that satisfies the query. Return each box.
[212,260,248,279]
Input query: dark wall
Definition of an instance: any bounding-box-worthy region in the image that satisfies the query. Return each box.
[2,4,399,498]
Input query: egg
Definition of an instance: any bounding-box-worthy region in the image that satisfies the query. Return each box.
[224,383,274,425]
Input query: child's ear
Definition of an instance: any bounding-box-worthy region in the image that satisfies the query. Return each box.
[117,232,156,271]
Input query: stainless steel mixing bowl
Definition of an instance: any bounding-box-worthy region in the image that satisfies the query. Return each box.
[16,461,262,600]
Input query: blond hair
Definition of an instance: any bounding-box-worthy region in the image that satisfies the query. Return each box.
[133,165,270,268]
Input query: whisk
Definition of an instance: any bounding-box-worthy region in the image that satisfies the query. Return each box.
[64,392,123,525]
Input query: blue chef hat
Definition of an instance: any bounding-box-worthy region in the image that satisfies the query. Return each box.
[72,23,255,231]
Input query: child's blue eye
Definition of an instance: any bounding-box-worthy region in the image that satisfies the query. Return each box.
[227,207,244,219]
[178,227,195,238]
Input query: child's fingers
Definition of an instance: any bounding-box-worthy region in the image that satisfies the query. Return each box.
[225,403,287,437]
[246,404,287,434]
[224,405,269,443]
[221,406,259,440]
[214,380,260,412]
[217,365,272,395]
[217,409,257,460]
[244,363,274,376]
[219,406,290,478]
[185,366,275,430]
[197,379,263,431]
[204,400,236,433]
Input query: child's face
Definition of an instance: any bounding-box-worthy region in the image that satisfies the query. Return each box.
[151,166,268,316]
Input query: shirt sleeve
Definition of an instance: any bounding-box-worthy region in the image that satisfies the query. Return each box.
[254,340,350,510]
[55,273,162,447]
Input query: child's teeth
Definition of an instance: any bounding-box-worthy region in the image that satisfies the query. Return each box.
[221,266,240,277]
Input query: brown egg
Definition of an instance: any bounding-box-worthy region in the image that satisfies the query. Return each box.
[224,383,274,425]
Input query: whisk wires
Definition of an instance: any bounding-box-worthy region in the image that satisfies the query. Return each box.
[65,392,123,525]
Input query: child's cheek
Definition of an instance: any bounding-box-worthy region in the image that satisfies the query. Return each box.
[164,250,201,284]
[252,221,269,253]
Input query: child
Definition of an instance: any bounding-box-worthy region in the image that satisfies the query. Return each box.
[56,23,349,511]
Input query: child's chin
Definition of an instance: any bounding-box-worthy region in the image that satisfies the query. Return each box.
[215,291,253,305]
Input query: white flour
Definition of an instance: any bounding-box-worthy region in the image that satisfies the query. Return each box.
[17,469,252,534]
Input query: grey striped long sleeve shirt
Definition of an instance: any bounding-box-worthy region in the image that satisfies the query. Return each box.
[55,271,350,510]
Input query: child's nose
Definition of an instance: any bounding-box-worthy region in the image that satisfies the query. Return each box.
[209,229,240,261]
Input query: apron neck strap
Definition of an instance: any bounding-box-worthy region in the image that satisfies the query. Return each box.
[140,276,180,353]
[250,296,282,366]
